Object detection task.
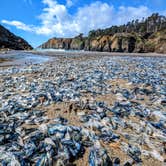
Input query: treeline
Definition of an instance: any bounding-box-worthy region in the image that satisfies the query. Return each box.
[88,13,166,38]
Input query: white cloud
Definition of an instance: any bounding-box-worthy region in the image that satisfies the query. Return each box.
[75,2,114,32]
[115,6,151,25]
[1,0,152,37]
[1,20,34,32]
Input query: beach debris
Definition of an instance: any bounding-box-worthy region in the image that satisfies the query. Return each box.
[0,53,165,165]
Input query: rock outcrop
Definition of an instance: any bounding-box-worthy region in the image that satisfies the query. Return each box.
[39,30,166,53]
[0,25,33,50]
[144,30,166,54]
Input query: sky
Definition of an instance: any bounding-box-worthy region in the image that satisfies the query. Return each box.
[0,0,166,47]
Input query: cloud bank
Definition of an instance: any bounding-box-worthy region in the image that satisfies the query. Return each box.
[2,0,152,37]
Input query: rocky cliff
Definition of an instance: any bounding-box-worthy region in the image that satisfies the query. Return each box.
[0,25,33,50]
[39,31,166,53]
[39,13,166,53]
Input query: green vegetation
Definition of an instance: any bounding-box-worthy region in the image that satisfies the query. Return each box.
[88,13,166,39]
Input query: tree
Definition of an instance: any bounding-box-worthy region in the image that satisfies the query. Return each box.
[87,13,166,38]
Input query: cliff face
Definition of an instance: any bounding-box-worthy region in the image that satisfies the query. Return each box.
[0,25,33,50]
[88,34,140,52]
[40,36,86,51]
[144,30,166,53]
[39,30,166,53]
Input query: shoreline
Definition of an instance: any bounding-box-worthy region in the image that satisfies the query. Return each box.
[0,49,166,58]
[27,50,166,58]
[0,51,50,67]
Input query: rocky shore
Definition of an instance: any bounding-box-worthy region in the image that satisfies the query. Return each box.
[0,51,165,165]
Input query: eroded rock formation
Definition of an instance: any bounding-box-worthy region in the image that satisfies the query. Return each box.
[39,30,166,53]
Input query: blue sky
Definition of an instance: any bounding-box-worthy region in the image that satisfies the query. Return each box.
[0,0,166,47]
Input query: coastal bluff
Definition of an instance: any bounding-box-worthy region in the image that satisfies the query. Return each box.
[38,32,166,53]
